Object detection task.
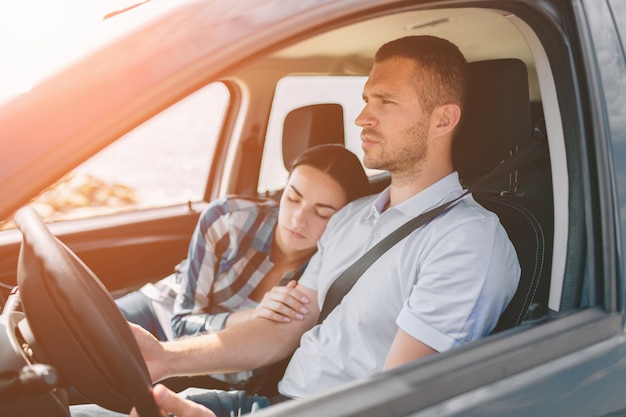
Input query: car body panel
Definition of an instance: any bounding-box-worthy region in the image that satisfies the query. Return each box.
[578,0,626,314]
[254,309,624,417]
[1,0,626,415]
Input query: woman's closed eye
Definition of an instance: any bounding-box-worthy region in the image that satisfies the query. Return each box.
[314,207,337,220]
[287,195,300,203]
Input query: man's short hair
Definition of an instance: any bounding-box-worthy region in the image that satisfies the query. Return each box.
[375,35,467,114]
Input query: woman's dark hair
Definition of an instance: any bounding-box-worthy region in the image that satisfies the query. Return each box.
[289,144,371,202]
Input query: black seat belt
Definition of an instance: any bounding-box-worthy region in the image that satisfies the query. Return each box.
[318,131,548,323]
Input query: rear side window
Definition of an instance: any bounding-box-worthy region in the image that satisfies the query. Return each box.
[258,76,375,193]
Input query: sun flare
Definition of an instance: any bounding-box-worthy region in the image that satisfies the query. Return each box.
[0,0,110,102]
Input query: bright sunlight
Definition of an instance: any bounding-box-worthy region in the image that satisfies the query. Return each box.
[0,0,131,104]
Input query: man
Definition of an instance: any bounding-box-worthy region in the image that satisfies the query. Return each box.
[74,35,520,417]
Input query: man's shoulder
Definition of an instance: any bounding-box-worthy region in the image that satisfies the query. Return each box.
[433,195,513,247]
[453,194,501,222]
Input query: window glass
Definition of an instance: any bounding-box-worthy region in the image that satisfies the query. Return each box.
[258,76,379,193]
[21,82,229,225]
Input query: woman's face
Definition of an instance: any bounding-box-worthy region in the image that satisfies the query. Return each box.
[276,164,348,254]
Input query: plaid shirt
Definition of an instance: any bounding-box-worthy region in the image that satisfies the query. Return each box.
[160,196,306,338]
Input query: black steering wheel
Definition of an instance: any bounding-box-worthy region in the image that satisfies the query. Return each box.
[14,206,159,417]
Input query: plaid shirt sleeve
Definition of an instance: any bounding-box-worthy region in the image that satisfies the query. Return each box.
[171,196,277,338]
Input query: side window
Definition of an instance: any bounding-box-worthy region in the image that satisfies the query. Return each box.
[258,76,372,193]
[23,82,229,225]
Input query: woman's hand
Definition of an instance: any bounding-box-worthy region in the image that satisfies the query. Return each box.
[255,280,310,322]
[130,384,216,417]
[221,280,311,328]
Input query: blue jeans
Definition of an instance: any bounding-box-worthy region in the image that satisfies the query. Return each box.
[184,388,271,416]
[116,291,168,341]
[69,388,271,417]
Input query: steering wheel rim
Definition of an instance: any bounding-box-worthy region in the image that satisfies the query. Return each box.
[14,206,159,416]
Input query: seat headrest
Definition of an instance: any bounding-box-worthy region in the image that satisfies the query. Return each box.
[282,103,345,169]
[453,59,531,180]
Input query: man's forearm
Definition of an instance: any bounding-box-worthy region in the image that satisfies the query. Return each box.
[159,314,314,380]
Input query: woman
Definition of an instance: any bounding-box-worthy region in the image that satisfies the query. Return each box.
[116,144,370,364]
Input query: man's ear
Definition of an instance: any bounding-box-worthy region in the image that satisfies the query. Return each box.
[431,103,461,138]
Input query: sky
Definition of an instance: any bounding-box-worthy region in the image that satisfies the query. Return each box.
[0,0,131,104]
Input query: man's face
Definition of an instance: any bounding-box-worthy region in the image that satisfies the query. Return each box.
[356,57,432,176]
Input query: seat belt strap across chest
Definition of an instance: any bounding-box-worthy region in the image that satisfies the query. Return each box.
[317,192,467,323]
[317,132,547,323]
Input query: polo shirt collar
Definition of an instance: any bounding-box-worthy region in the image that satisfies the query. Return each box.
[371,171,463,218]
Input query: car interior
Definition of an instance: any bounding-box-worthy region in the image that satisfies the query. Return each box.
[144,51,557,398]
[0,2,590,415]
[232,7,562,326]
[275,57,552,333]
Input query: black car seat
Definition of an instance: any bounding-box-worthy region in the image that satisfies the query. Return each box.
[453,58,553,332]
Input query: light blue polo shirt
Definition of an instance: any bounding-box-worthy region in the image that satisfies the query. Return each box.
[278,172,520,399]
